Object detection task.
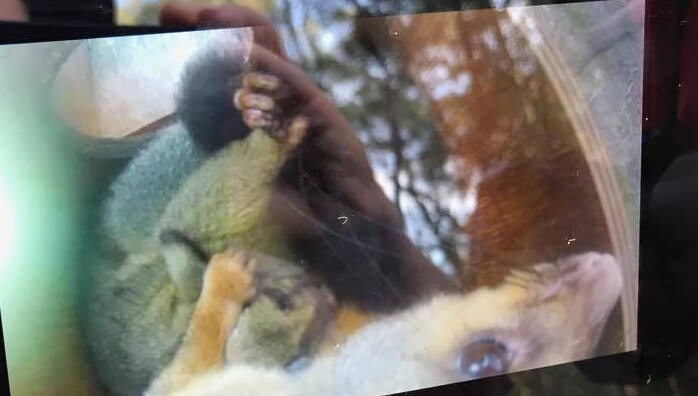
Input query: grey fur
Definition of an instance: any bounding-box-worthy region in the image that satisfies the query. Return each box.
[103,123,206,253]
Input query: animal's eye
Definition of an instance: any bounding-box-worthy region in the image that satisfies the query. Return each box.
[457,339,511,379]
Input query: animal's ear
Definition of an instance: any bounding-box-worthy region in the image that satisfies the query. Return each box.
[177,50,252,152]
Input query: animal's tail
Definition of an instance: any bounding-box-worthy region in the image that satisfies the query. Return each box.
[177,48,251,152]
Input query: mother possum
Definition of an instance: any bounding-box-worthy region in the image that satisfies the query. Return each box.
[81,40,458,396]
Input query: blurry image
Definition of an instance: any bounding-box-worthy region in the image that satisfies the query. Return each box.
[0,1,641,395]
[116,0,275,25]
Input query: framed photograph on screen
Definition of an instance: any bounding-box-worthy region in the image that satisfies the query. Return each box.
[0,1,641,395]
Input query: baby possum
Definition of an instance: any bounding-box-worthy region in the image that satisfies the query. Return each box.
[147,251,623,396]
[83,50,325,396]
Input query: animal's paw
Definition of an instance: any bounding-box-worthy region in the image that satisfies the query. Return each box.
[233,71,308,147]
[204,249,258,304]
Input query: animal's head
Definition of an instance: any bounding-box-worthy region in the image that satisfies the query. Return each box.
[337,252,623,393]
[225,254,337,369]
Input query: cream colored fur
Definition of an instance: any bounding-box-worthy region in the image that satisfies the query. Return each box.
[147,251,623,396]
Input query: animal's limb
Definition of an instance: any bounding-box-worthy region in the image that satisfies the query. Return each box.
[234,71,309,149]
[147,249,258,395]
